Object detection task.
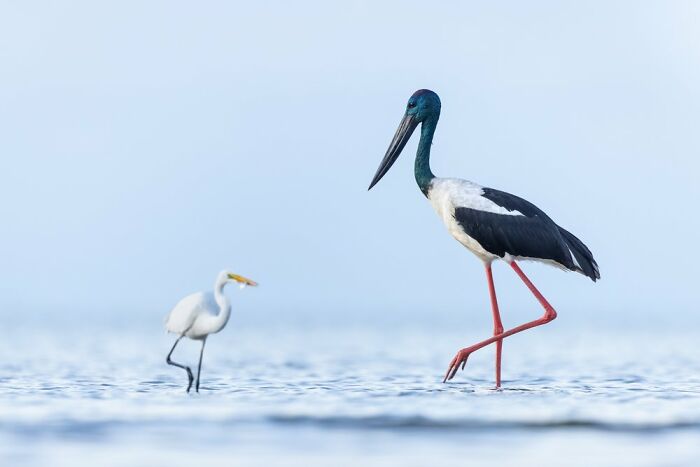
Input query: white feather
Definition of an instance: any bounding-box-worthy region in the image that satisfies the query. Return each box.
[427,178,507,261]
[428,178,577,270]
[164,291,218,338]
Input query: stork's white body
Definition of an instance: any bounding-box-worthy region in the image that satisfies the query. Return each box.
[425,177,596,277]
[428,178,514,262]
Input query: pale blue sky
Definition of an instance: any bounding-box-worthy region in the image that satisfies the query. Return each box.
[2,1,699,327]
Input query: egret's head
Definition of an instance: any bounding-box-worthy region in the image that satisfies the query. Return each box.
[219,270,258,288]
[368,89,441,190]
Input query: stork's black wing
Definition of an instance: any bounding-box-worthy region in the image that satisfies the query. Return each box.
[454,188,600,281]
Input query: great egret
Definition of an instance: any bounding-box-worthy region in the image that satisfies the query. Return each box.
[368,89,599,386]
[165,270,258,392]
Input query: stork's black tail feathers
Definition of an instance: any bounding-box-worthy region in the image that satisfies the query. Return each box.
[558,227,600,282]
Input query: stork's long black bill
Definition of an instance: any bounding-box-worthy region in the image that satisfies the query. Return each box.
[368,114,418,190]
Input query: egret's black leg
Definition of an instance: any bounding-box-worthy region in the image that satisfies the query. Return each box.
[195,337,207,393]
[166,335,194,392]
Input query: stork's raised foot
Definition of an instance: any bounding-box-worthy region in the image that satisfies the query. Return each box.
[443,347,474,382]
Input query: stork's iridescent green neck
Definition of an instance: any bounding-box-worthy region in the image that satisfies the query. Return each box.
[415,115,437,196]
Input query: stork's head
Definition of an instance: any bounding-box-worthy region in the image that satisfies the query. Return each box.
[404,89,441,122]
[368,89,441,190]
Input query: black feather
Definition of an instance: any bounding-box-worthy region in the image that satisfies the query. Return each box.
[557,227,600,281]
[453,187,600,282]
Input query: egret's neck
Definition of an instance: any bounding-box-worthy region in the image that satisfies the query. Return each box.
[211,277,232,334]
[415,116,437,197]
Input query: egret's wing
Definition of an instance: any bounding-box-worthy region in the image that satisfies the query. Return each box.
[165,292,215,334]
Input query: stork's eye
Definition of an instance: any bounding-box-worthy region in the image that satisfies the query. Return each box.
[407,101,416,108]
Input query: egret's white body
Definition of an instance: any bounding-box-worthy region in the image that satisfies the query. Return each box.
[166,291,230,340]
[164,270,257,392]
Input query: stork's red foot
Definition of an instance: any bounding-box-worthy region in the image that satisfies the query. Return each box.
[443,347,475,382]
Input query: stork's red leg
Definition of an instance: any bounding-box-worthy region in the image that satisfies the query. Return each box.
[444,261,557,383]
[486,264,504,388]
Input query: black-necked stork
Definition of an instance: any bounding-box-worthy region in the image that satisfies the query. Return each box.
[368,89,599,387]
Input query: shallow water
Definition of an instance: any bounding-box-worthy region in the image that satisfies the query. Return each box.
[1,319,699,466]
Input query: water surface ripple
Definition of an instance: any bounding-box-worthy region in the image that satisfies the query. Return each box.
[1,324,699,466]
